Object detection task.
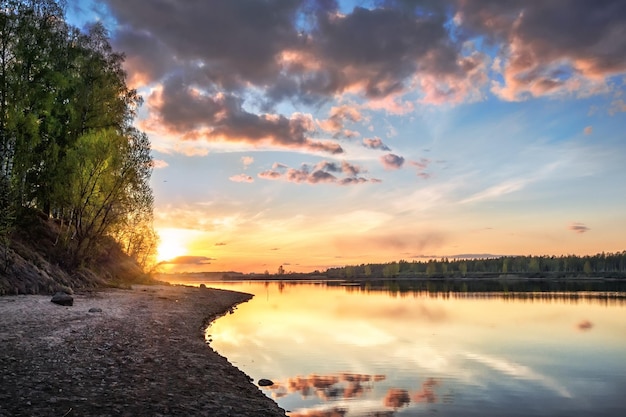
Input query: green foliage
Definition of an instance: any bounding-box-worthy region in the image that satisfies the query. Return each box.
[0,1,156,271]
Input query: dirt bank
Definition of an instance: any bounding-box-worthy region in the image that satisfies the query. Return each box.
[0,285,287,416]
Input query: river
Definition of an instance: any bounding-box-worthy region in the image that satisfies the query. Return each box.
[203,280,626,416]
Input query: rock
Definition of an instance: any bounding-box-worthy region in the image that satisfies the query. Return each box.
[51,292,73,306]
[258,379,274,387]
[199,284,207,289]
[88,307,102,313]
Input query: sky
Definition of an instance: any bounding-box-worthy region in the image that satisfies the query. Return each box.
[65,0,626,274]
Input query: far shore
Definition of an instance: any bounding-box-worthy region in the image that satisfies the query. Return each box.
[0,285,286,417]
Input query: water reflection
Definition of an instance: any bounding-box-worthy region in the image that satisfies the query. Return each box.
[205,281,626,417]
[278,375,441,417]
[268,373,386,401]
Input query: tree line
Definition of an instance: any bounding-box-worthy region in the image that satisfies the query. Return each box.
[0,0,156,270]
[326,252,626,279]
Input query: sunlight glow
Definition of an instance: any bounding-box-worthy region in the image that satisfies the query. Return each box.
[156,229,189,262]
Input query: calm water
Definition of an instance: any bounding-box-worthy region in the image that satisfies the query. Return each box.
[203,281,626,417]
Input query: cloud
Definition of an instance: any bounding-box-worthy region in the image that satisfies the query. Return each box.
[460,179,528,204]
[141,79,344,155]
[152,159,169,169]
[258,170,283,180]
[159,256,214,265]
[363,137,391,151]
[215,242,227,246]
[568,222,590,234]
[583,126,593,135]
[258,160,373,185]
[456,1,626,101]
[241,156,254,168]
[334,231,445,254]
[610,98,626,114]
[317,105,363,137]
[105,1,495,115]
[229,173,254,183]
[380,153,405,170]
[99,0,626,165]
[410,158,432,178]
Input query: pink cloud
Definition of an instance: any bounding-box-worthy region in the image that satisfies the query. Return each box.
[363,137,390,151]
[229,173,254,183]
[241,156,254,168]
[317,105,363,136]
[380,153,405,170]
[152,159,169,169]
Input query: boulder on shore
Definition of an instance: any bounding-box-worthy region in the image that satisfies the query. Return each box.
[51,292,73,306]
[258,379,274,387]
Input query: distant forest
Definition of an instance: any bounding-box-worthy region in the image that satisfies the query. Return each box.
[323,252,626,279]
[0,0,156,269]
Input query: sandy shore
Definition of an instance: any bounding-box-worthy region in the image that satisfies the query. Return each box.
[0,285,287,417]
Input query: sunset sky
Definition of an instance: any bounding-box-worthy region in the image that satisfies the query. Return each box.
[66,0,626,273]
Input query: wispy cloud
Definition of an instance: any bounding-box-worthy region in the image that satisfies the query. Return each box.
[568,222,590,234]
[159,255,214,265]
[460,179,528,204]
[229,173,254,183]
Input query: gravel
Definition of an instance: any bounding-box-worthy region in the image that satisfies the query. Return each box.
[0,285,287,417]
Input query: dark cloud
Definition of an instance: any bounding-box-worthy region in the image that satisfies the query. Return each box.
[215,242,227,246]
[455,0,626,100]
[99,0,626,156]
[160,256,214,265]
[380,153,405,170]
[363,137,391,151]
[143,76,343,154]
[104,0,626,104]
[568,222,590,234]
[106,0,301,88]
[258,160,371,185]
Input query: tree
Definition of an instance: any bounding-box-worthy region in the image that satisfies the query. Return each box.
[364,264,372,277]
[459,262,467,277]
[425,261,436,277]
[0,2,156,270]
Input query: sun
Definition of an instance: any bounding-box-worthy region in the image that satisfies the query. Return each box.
[156,241,186,263]
[156,229,188,262]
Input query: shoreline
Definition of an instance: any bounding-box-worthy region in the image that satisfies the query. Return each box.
[0,285,286,416]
